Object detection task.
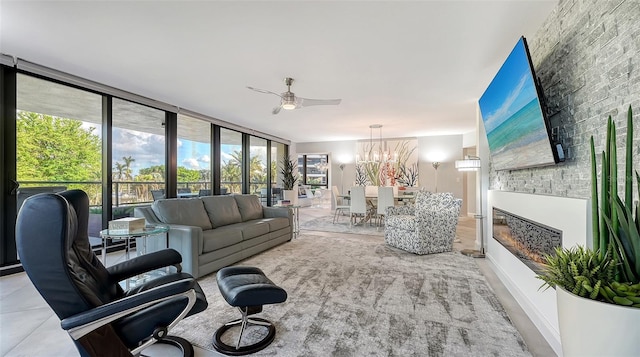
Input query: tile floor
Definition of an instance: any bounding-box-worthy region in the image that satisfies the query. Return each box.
[0,206,556,357]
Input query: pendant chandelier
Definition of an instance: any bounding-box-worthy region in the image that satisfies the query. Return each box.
[356,124,397,164]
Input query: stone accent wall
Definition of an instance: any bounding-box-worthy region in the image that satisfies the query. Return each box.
[490,0,640,199]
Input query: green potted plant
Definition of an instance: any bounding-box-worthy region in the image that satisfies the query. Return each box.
[537,106,639,356]
[281,155,298,204]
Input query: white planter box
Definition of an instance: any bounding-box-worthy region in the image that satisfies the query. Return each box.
[557,286,640,357]
[283,189,298,205]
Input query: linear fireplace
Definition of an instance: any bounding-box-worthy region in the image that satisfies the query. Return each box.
[492,207,562,273]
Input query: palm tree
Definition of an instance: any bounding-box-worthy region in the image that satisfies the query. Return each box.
[113,162,124,181]
[122,156,135,180]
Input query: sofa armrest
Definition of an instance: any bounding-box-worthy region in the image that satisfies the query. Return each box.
[263,207,293,238]
[263,207,292,219]
[165,225,203,278]
[139,223,203,278]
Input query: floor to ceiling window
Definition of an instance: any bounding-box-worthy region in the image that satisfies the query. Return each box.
[112,98,166,206]
[271,142,286,202]
[220,128,243,194]
[1,62,289,274]
[177,114,212,196]
[15,73,103,247]
[250,136,268,204]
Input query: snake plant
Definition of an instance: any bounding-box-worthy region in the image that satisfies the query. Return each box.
[591,105,639,284]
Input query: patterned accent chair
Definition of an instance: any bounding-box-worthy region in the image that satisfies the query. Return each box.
[384,191,462,255]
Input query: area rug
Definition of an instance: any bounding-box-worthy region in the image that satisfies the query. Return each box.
[300,214,384,236]
[172,232,530,356]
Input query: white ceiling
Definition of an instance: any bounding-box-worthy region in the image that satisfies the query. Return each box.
[0,0,557,143]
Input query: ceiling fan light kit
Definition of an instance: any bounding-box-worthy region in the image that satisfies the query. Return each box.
[247,77,341,114]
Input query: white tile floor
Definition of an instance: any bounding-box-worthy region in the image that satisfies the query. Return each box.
[0,206,556,357]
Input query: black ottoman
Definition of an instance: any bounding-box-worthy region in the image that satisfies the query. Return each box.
[213,266,287,355]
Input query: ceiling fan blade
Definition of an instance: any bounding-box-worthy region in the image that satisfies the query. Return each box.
[247,86,282,97]
[296,97,342,108]
[272,105,282,115]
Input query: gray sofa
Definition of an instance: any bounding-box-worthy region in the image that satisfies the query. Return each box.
[134,194,292,278]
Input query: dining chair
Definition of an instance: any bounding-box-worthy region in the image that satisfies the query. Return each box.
[332,186,349,223]
[150,189,165,201]
[349,186,367,227]
[376,186,395,228]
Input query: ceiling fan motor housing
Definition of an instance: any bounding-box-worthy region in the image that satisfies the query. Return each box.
[281,91,296,109]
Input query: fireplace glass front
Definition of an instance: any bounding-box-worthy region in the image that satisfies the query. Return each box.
[492,208,562,273]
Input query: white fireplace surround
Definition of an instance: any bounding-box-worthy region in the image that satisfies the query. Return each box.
[487,190,590,356]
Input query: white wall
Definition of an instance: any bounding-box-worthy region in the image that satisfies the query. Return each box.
[417,135,464,198]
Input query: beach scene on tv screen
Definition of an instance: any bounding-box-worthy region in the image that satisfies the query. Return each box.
[479,39,555,171]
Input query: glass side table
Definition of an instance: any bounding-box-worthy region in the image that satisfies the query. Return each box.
[99,224,170,264]
[99,224,170,288]
[273,204,300,238]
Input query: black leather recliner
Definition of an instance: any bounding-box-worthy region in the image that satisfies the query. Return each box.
[16,189,208,357]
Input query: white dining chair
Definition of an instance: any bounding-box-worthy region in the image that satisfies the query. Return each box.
[376,186,395,228]
[349,186,367,227]
[332,186,349,223]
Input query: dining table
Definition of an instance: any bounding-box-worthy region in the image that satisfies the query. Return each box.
[338,193,416,204]
[337,192,416,225]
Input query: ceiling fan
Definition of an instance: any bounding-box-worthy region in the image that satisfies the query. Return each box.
[247,77,341,115]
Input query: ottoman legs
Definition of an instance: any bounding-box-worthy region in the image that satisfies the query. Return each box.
[214,267,288,356]
[213,306,276,355]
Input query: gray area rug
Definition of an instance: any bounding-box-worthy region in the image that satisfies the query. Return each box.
[173,232,530,356]
[300,214,384,236]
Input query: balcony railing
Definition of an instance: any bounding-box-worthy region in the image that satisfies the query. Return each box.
[16,180,265,207]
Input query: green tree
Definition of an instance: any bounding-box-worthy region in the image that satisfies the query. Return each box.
[122,156,135,180]
[177,166,201,182]
[139,165,165,177]
[17,111,101,182]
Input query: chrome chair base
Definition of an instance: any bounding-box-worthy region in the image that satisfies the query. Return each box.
[212,312,276,356]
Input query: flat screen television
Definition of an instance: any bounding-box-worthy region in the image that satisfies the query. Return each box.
[479,36,561,171]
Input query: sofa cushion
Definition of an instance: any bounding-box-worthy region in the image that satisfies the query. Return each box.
[151,198,212,230]
[201,195,242,228]
[258,217,290,232]
[234,221,270,240]
[233,195,264,221]
[202,226,244,253]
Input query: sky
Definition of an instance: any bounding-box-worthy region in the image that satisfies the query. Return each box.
[113,128,250,175]
[82,123,262,176]
[478,37,538,133]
